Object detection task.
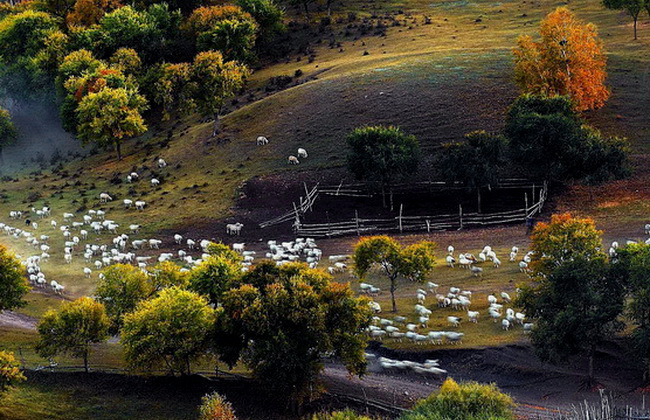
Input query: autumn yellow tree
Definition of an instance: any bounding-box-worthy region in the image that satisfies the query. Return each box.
[513,7,609,111]
[67,0,122,27]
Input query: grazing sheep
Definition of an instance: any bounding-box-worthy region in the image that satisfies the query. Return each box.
[502,319,511,331]
[226,223,243,235]
[151,178,160,187]
[297,148,308,158]
[256,136,269,145]
[158,158,167,168]
[174,234,183,244]
[99,193,112,203]
[470,266,483,277]
[468,311,479,323]
[288,155,299,165]
[135,201,146,210]
[447,316,461,327]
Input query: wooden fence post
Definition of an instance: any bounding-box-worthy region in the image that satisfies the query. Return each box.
[426,219,431,233]
[355,210,360,236]
[399,204,403,233]
[524,192,528,214]
[458,204,463,230]
[532,183,536,204]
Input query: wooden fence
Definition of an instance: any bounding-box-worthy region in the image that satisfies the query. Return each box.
[258,183,319,229]
[292,182,547,238]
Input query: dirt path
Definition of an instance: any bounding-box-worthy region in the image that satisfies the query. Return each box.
[321,341,648,419]
[0,311,37,330]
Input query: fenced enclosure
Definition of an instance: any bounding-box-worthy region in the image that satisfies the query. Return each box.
[259,180,548,238]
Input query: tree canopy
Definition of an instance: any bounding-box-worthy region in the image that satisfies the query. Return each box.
[36,297,110,373]
[214,262,372,407]
[513,7,609,111]
[121,286,216,376]
[603,0,648,39]
[0,106,18,157]
[346,125,420,209]
[353,236,436,312]
[0,244,29,312]
[505,94,629,183]
[438,131,508,213]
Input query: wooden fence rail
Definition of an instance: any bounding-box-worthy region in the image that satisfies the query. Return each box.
[291,182,547,238]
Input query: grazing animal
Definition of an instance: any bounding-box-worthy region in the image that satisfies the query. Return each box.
[288,155,300,165]
[158,158,167,168]
[99,193,112,203]
[256,136,269,145]
[226,223,243,235]
[297,148,308,158]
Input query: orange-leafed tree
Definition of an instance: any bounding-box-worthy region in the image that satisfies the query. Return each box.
[513,7,609,111]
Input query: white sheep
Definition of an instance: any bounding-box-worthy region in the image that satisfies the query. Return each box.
[151,178,160,187]
[158,158,167,168]
[297,148,308,158]
[226,223,243,235]
[99,193,112,203]
[174,234,183,244]
[123,199,133,209]
[288,155,299,165]
[256,136,269,145]
[135,201,146,210]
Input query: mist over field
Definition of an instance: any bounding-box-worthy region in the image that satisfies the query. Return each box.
[0,98,83,173]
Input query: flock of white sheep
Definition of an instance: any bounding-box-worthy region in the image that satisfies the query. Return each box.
[255,135,308,165]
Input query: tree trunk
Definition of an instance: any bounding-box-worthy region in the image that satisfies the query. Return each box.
[327,0,332,16]
[633,15,638,40]
[115,141,122,161]
[389,188,394,212]
[477,187,482,214]
[390,278,397,312]
[588,343,596,385]
[212,113,220,137]
[83,348,89,373]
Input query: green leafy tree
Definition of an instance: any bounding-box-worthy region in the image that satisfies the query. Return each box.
[154,62,193,120]
[399,378,515,420]
[121,286,216,376]
[95,264,155,331]
[518,213,622,385]
[147,261,190,291]
[517,256,623,385]
[505,94,629,183]
[0,9,58,59]
[610,244,650,381]
[0,350,26,394]
[313,410,372,420]
[353,236,436,312]
[36,297,110,373]
[346,125,420,210]
[199,392,237,420]
[603,0,647,39]
[215,262,372,408]
[187,5,258,62]
[0,244,29,312]
[75,85,148,160]
[190,50,249,137]
[0,9,60,95]
[190,254,243,305]
[36,0,77,19]
[438,131,508,213]
[56,49,103,94]
[0,107,18,164]
[109,47,142,76]
[235,0,284,44]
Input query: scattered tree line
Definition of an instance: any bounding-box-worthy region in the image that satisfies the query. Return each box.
[0,243,372,410]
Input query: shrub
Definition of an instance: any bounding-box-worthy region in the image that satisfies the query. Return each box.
[312,410,373,420]
[0,350,25,393]
[199,392,237,420]
[399,378,515,420]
